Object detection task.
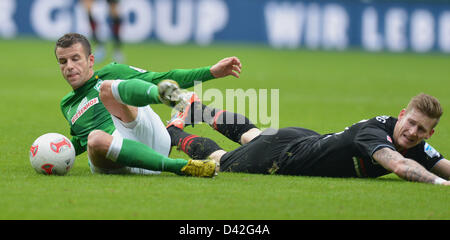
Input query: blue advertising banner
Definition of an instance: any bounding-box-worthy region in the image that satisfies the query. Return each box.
[1,0,450,53]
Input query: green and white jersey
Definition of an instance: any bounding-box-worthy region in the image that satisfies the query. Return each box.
[60,62,214,155]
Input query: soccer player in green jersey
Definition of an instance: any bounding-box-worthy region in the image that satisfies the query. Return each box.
[55,33,242,177]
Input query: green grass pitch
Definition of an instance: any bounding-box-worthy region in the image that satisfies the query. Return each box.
[0,38,449,220]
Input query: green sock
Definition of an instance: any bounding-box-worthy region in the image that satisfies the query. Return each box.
[117,79,161,106]
[116,138,188,174]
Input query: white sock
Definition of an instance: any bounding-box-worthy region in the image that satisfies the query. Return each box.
[106,135,123,162]
[110,80,125,104]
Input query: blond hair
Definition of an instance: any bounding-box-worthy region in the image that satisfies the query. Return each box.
[406,93,443,121]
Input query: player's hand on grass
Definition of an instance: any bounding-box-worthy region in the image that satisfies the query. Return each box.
[210,56,242,78]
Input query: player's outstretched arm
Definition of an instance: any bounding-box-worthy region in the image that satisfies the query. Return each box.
[373,147,450,185]
[431,158,450,180]
[210,56,242,79]
[144,56,242,89]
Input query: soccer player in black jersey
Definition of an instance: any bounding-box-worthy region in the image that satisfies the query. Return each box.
[162,90,450,185]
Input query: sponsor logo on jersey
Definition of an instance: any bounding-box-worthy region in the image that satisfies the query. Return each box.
[352,156,367,178]
[424,143,440,158]
[386,135,392,143]
[77,97,88,112]
[71,97,99,124]
[94,78,103,92]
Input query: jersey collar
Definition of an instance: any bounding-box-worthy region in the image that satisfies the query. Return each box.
[73,73,98,94]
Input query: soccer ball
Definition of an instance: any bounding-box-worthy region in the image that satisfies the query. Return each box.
[29,133,75,175]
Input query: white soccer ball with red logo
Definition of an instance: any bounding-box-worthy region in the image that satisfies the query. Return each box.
[29,133,75,175]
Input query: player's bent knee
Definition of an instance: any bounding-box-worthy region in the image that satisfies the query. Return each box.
[87,130,122,169]
[87,130,111,153]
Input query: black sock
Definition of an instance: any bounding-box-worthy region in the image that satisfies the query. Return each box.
[183,102,257,144]
[209,109,257,144]
[167,126,222,159]
[111,16,122,48]
[88,13,99,43]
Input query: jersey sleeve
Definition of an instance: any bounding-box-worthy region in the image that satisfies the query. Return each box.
[102,63,214,89]
[406,142,444,170]
[354,123,396,160]
[146,66,214,89]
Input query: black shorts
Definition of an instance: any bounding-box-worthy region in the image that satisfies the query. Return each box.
[220,127,319,174]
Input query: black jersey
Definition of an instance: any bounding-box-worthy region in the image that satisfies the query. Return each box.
[278,116,444,178]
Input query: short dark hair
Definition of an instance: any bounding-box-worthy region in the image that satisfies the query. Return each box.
[54,33,91,58]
